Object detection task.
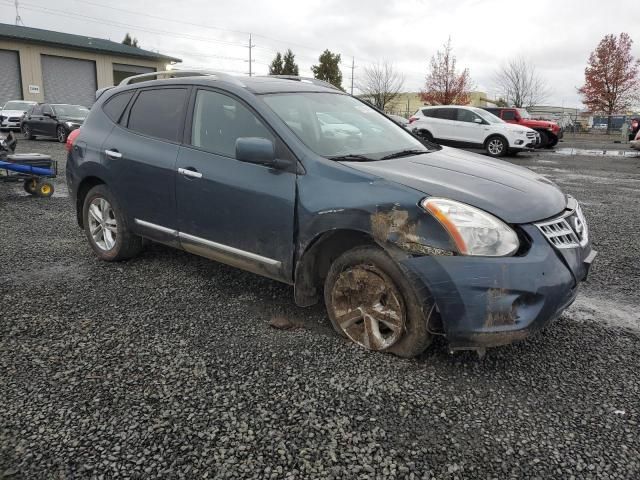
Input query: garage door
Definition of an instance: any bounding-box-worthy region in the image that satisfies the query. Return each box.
[41,55,97,107]
[0,49,23,107]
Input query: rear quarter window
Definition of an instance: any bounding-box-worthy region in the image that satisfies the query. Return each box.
[126,88,188,142]
[103,91,135,123]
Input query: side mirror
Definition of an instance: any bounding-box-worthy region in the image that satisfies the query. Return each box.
[473,118,483,124]
[235,137,279,168]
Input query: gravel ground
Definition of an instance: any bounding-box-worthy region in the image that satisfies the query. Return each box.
[1,139,639,479]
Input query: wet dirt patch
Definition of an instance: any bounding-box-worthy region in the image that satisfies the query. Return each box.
[567,295,640,332]
[553,148,640,158]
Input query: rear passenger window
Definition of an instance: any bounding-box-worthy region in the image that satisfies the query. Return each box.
[435,108,456,120]
[127,88,188,142]
[190,90,275,158]
[502,110,516,121]
[422,109,436,117]
[103,91,134,123]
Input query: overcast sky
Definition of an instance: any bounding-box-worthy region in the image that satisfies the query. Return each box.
[2,0,639,108]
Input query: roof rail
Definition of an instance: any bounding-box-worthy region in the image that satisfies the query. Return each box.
[265,75,341,91]
[118,70,245,87]
[95,86,114,100]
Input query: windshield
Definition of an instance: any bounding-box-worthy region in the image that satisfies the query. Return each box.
[517,108,531,119]
[262,92,429,160]
[3,101,35,111]
[51,104,90,118]
[474,108,504,124]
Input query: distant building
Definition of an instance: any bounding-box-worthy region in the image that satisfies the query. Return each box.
[384,91,490,117]
[0,23,180,107]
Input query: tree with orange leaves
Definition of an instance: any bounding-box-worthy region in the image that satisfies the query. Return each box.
[578,33,639,131]
[420,38,473,105]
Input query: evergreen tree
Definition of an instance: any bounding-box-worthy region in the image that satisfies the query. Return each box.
[281,49,299,76]
[311,50,343,90]
[268,52,284,75]
[122,33,139,48]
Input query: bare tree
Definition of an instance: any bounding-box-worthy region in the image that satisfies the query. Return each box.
[357,61,405,110]
[494,57,549,107]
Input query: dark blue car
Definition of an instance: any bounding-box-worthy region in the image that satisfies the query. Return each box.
[66,72,596,357]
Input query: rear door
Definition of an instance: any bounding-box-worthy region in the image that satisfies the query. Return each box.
[175,88,296,282]
[434,108,459,141]
[102,86,189,238]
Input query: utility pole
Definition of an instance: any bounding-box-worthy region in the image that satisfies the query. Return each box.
[246,33,255,77]
[349,57,355,95]
[14,0,24,26]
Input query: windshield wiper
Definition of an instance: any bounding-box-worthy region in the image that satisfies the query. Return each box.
[379,149,428,160]
[328,154,375,162]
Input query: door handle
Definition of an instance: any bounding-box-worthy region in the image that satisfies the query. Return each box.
[104,149,122,159]
[178,167,202,179]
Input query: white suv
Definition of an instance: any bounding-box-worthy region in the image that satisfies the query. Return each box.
[409,105,539,157]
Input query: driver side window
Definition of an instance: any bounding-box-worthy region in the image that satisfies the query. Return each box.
[191,90,275,159]
[42,105,53,116]
[502,110,516,121]
[457,109,481,123]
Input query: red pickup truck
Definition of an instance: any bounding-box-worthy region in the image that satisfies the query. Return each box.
[483,107,562,148]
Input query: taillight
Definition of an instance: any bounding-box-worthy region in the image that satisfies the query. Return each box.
[66,128,80,152]
[409,116,418,124]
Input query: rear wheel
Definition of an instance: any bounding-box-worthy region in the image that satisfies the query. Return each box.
[82,184,143,261]
[324,246,432,358]
[485,136,507,157]
[417,129,434,142]
[547,135,558,148]
[23,178,37,195]
[22,124,34,140]
[56,126,68,143]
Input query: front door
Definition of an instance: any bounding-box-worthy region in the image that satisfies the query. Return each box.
[175,88,296,282]
[41,104,58,137]
[455,109,487,146]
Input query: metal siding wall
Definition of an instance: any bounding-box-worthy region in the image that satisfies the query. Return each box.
[41,54,97,107]
[0,49,23,106]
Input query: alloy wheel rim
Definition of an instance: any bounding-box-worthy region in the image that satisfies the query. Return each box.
[87,197,117,251]
[23,126,30,137]
[488,139,503,155]
[57,127,65,142]
[330,264,405,351]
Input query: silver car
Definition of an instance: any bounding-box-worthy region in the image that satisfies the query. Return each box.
[0,100,37,131]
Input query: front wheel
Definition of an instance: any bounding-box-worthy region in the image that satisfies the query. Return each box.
[22,124,34,140]
[82,185,143,261]
[537,130,549,148]
[56,125,68,143]
[485,136,507,157]
[324,246,432,358]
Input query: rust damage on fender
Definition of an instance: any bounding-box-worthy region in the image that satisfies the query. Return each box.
[370,206,453,257]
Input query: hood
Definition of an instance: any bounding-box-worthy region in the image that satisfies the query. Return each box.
[498,122,536,134]
[520,118,558,129]
[341,146,567,224]
[1,109,28,117]
[59,117,86,124]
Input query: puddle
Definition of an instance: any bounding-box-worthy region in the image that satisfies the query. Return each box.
[553,148,640,157]
[567,295,640,332]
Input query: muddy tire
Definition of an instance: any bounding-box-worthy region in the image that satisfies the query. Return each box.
[82,184,142,261]
[324,246,432,358]
[547,135,558,148]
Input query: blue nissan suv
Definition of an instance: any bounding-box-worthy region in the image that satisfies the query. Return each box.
[66,72,596,357]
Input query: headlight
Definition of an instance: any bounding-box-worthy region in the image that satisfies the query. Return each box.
[65,121,77,128]
[421,198,520,256]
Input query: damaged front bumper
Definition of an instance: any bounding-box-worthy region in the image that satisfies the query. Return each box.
[400,224,596,350]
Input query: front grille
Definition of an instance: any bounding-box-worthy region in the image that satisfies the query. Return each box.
[526,131,536,139]
[8,117,20,122]
[535,204,589,250]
